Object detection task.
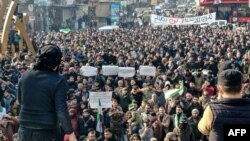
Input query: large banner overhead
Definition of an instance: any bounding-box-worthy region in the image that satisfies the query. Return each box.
[151,13,216,26]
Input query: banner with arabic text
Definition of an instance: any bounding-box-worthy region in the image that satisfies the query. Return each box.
[151,13,216,26]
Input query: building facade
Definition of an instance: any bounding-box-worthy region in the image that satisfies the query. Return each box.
[199,0,250,23]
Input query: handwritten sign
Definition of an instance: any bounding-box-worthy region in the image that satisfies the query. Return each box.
[151,13,216,26]
[89,92,112,108]
[102,66,119,76]
[118,67,135,77]
[81,66,97,76]
[139,66,156,76]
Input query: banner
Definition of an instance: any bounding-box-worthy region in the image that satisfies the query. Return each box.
[139,66,156,76]
[110,3,120,25]
[102,66,119,76]
[89,92,112,108]
[118,67,135,77]
[81,66,98,76]
[151,13,216,26]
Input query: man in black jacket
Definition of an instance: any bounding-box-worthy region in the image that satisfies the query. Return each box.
[17,44,77,141]
[198,69,250,141]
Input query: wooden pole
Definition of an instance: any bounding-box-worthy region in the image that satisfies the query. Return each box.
[0,0,8,29]
[0,0,18,54]
[14,13,36,55]
[16,13,29,52]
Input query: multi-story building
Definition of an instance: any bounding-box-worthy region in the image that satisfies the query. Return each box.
[199,0,250,23]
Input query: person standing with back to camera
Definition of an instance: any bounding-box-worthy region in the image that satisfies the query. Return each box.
[198,69,250,141]
[17,44,77,141]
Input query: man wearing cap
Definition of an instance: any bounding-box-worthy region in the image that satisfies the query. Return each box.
[17,44,77,141]
[127,102,140,135]
[198,69,250,141]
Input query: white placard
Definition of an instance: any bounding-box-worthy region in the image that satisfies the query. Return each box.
[118,67,135,77]
[89,92,112,108]
[102,66,119,76]
[81,66,98,76]
[202,69,210,75]
[151,13,216,26]
[139,66,156,76]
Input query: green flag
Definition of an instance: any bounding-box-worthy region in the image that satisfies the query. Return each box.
[96,99,103,133]
[164,82,184,99]
[59,28,71,34]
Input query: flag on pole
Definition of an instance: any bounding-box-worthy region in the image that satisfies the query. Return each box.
[164,82,184,99]
[96,99,103,133]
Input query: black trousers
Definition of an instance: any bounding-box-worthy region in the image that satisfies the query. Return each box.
[18,126,56,141]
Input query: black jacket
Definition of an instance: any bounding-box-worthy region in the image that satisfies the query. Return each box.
[18,70,73,134]
[209,98,250,141]
[79,116,95,137]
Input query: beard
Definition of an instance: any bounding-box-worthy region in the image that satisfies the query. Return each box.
[83,115,90,120]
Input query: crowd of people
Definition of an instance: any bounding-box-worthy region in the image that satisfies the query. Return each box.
[0,25,250,141]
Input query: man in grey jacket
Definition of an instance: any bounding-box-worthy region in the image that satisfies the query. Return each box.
[139,119,153,141]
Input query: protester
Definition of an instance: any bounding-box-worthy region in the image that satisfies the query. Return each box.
[79,109,95,140]
[17,44,77,141]
[157,106,172,140]
[139,119,154,141]
[198,69,250,141]
[0,24,249,141]
[109,99,124,141]
[173,118,195,141]
[130,134,141,141]
[83,129,97,141]
[164,132,179,141]
[150,112,162,141]
[188,109,203,141]
[102,128,116,141]
[172,105,186,128]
